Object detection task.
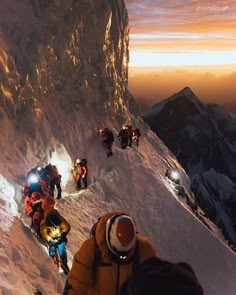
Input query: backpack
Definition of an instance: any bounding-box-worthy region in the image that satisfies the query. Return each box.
[135,129,141,137]
[89,217,140,287]
[81,158,87,165]
[107,130,114,143]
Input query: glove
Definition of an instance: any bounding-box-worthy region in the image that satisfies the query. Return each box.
[57,233,67,244]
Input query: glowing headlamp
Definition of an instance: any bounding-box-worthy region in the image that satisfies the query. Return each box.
[170,171,179,181]
[28,174,39,184]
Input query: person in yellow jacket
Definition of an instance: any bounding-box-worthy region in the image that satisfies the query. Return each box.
[63,211,156,295]
[40,208,70,273]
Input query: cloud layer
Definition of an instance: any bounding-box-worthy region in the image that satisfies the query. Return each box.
[125,0,236,50]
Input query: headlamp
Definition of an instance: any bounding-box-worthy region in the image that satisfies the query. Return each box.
[28,174,39,183]
[170,171,179,181]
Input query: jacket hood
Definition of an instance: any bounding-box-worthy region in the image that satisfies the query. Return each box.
[95,211,130,258]
[43,208,60,221]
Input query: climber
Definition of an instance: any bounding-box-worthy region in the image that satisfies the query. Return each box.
[165,169,180,185]
[63,211,156,294]
[72,158,88,190]
[33,195,56,236]
[118,126,129,149]
[98,127,114,157]
[24,191,44,235]
[24,191,42,218]
[132,128,141,147]
[44,164,62,199]
[40,208,70,274]
[24,173,44,197]
[126,125,133,147]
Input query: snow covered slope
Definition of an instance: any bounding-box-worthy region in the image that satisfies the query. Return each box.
[0,1,236,295]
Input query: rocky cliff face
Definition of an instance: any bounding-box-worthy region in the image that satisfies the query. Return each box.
[0,0,138,180]
[191,169,236,248]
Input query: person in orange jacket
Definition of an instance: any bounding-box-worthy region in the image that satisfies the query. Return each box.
[63,211,156,295]
[41,195,56,212]
[44,164,62,199]
[72,158,88,190]
[24,191,44,235]
[32,194,56,235]
[24,191,43,217]
[40,208,71,273]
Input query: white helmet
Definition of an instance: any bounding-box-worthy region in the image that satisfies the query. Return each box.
[106,214,137,260]
[76,158,81,164]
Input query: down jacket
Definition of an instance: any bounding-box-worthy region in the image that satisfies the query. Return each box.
[63,211,156,295]
[40,208,70,242]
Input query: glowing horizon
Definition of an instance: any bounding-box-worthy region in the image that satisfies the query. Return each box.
[129,50,236,67]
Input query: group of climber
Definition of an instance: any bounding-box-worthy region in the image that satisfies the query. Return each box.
[24,164,62,199]
[23,164,204,293]
[98,125,141,157]
[21,139,204,292]
[118,124,141,149]
[63,211,204,295]
[23,165,70,274]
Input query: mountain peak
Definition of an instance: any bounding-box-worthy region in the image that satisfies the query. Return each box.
[143,87,204,125]
[170,87,199,102]
[165,87,203,115]
[179,87,195,97]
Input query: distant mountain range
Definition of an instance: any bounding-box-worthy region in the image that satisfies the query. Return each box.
[143,87,236,180]
[143,87,236,248]
[224,100,236,114]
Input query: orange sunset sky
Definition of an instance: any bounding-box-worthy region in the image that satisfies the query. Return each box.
[125,0,236,106]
